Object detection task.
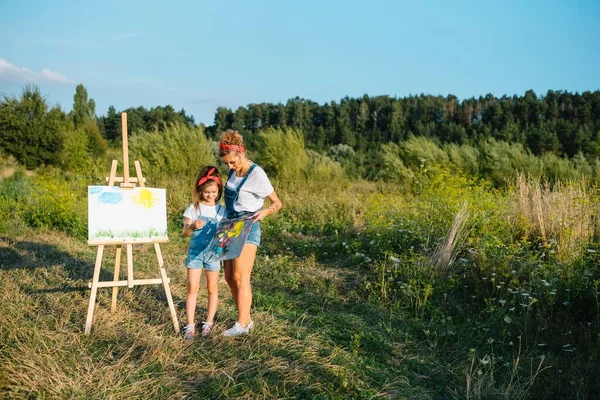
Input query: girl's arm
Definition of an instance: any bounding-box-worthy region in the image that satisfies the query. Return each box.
[182,217,194,237]
[253,191,282,222]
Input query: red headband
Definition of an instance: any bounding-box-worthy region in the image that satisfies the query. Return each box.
[219,143,244,153]
[197,167,221,187]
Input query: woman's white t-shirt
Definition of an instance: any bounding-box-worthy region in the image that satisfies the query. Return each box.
[183,203,226,221]
[227,165,274,212]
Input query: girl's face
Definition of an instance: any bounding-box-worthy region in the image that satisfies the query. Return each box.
[220,152,245,172]
[201,182,219,204]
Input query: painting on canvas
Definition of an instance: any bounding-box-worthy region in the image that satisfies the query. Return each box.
[205,215,255,262]
[88,186,168,242]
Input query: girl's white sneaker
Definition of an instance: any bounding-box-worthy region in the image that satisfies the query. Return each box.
[223,321,253,337]
[200,321,215,337]
[182,324,195,340]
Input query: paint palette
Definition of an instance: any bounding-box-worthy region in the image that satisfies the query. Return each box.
[205,215,255,262]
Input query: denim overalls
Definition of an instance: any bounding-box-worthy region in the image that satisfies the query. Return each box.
[185,204,224,270]
[225,164,261,246]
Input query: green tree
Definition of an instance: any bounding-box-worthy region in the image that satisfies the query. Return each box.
[72,84,96,128]
[103,105,120,141]
[0,85,65,169]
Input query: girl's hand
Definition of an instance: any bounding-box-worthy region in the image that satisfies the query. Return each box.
[193,219,205,230]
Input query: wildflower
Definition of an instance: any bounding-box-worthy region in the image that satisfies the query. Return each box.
[508,341,514,346]
[480,355,491,365]
[504,316,512,324]
[499,299,507,305]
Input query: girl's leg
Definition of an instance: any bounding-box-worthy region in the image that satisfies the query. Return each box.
[231,244,258,326]
[223,259,238,306]
[186,268,202,326]
[204,270,219,323]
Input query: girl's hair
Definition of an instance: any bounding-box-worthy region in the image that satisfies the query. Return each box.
[219,129,244,157]
[193,165,222,209]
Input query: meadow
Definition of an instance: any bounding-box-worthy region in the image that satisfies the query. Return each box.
[0,126,599,399]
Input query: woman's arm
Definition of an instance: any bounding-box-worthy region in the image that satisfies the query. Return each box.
[254,191,282,222]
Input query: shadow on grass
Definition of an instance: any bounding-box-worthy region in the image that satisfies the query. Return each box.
[0,236,114,288]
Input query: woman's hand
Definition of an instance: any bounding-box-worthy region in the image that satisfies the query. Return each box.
[253,210,268,222]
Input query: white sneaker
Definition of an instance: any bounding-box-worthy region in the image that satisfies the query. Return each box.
[182,324,195,340]
[200,321,215,337]
[223,321,253,337]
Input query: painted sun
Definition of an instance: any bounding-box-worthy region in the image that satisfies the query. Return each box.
[133,189,158,209]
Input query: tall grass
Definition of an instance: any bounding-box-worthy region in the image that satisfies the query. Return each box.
[511,173,598,261]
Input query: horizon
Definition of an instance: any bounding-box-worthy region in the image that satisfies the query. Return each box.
[1,0,599,125]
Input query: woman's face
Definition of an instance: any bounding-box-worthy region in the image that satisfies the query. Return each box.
[220,152,244,172]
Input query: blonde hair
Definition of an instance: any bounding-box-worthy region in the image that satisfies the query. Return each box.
[219,129,244,156]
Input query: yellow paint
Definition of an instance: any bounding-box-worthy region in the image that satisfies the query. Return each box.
[226,221,245,237]
[132,189,158,209]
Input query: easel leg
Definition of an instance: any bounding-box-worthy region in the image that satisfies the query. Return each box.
[127,244,134,288]
[85,245,104,335]
[154,243,180,333]
[111,245,122,312]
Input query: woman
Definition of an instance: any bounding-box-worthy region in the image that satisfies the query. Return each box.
[218,129,282,337]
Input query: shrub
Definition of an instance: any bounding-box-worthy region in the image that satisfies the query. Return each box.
[255,128,309,185]
[128,123,215,182]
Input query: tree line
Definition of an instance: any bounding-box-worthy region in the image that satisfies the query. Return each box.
[207,90,600,160]
[2,84,599,178]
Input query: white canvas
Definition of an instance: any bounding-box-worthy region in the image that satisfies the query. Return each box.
[88,186,168,242]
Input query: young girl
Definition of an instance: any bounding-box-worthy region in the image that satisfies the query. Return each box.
[182,166,226,339]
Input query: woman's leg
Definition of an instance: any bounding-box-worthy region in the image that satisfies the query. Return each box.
[231,244,258,326]
[204,270,219,323]
[186,268,202,326]
[223,259,238,305]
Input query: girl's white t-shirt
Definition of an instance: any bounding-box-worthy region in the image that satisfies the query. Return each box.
[227,165,274,212]
[183,203,226,221]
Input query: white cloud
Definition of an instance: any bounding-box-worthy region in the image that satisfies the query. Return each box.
[0,58,76,84]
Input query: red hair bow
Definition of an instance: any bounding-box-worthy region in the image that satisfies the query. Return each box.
[197,167,221,187]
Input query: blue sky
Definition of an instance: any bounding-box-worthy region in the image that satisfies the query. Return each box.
[1,0,599,125]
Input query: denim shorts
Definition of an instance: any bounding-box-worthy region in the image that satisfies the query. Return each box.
[185,228,221,271]
[186,257,221,271]
[246,221,261,246]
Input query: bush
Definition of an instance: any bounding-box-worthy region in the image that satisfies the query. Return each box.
[0,171,87,239]
[129,123,215,182]
[255,128,309,185]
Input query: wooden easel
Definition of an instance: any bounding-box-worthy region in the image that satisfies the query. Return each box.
[85,112,180,335]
